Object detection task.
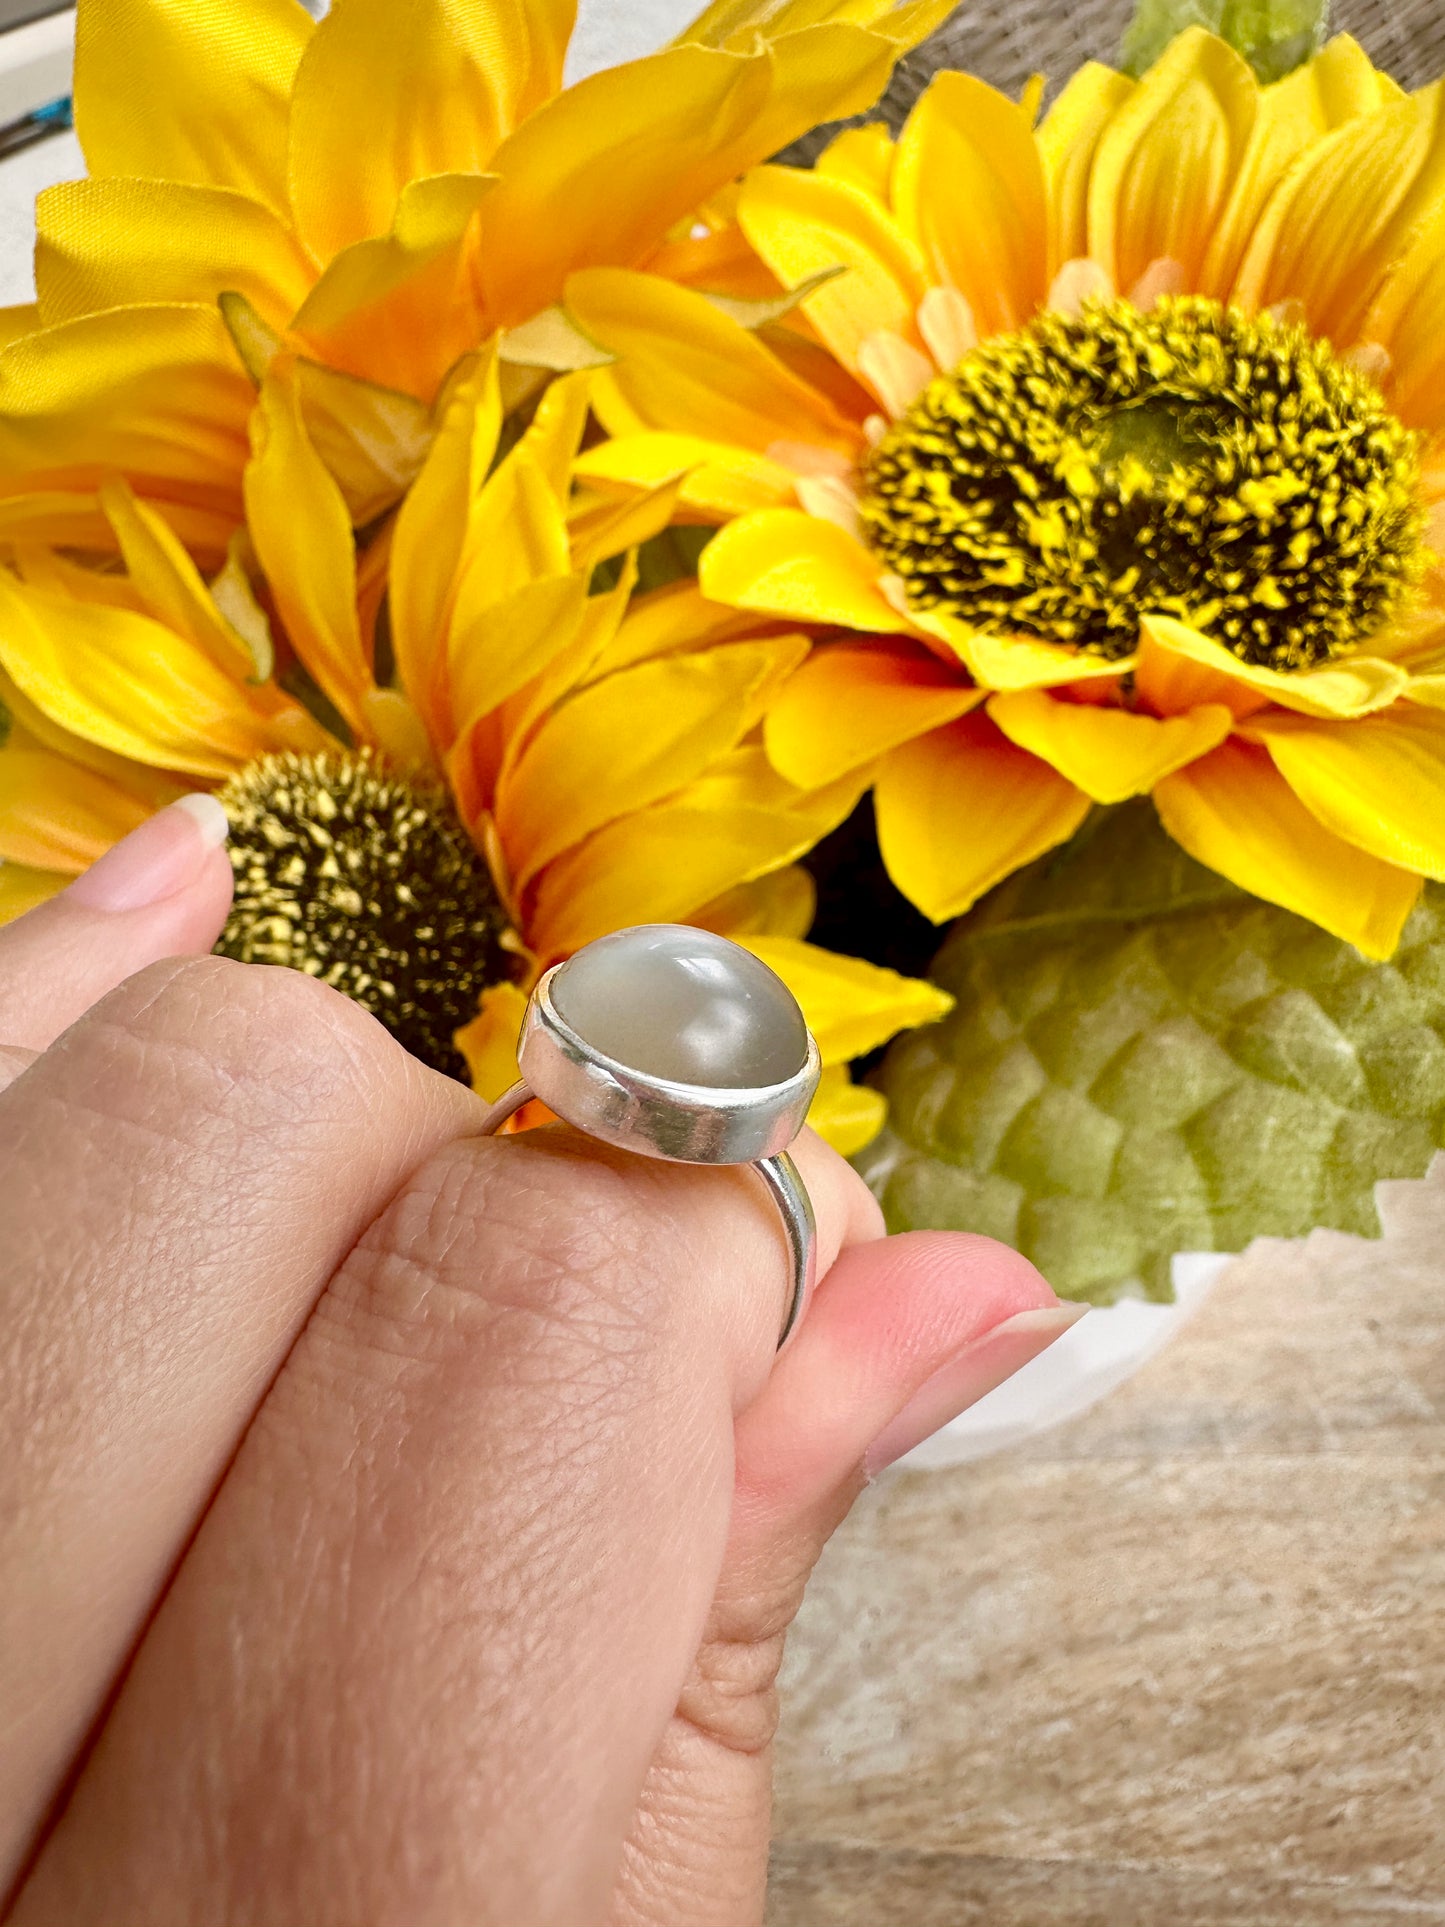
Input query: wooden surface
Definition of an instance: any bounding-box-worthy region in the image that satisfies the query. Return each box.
[766,1162,1445,1924]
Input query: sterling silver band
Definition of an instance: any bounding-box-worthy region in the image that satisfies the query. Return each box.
[477,1080,817,1350]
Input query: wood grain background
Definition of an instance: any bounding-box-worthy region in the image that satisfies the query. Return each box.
[767,1164,1445,1923]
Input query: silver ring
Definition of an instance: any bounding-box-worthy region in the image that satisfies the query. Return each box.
[475,924,821,1350]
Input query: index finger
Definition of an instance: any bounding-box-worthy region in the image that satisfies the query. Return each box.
[0,950,483,1893]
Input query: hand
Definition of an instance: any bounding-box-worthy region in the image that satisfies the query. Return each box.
[0,800,1079,1927]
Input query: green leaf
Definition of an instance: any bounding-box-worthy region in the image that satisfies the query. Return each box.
[863,803,1445,1304]
[1119,0,1329,82]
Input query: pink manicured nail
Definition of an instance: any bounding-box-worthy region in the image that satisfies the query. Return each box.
[66,794,230,914]
[865,1302,1089,1475]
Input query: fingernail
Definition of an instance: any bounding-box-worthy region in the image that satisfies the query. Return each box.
[66,794,231,914]
[865,1302,1089,1476]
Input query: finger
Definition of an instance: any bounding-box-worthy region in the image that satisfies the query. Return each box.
[0,1044,38,1098]
[0,955,484,1893]
[610,1232,1083,1927]
[0,795,235,1050]
[15,1127,875,1927]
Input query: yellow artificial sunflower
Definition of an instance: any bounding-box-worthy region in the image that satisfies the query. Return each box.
[0,350,949,1151]
[567,27,1445,958]
[0,0,954,556]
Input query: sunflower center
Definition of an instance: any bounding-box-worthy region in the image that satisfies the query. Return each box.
[215,749,517,1080]
[859,294,1425,670]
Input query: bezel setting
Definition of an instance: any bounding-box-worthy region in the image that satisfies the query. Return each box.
[518,960,822,1166]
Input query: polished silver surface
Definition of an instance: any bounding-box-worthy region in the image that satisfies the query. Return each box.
[473,925,822,1351]
[756,1150,817,1349]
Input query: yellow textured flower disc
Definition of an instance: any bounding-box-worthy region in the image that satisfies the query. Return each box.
[860,295,1425,671]
[215,750,517,1078]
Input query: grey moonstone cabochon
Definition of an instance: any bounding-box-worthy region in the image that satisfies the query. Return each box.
[550,925,809,1090]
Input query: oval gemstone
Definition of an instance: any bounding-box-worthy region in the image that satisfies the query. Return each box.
[551,925,809,1089]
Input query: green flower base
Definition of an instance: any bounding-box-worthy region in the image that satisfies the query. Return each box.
[863,803,1445,1304]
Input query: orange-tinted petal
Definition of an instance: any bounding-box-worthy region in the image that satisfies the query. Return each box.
[874,712,1091,921]
[289,174,494,399]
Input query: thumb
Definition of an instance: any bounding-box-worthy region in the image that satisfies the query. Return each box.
[0,796,234,1052]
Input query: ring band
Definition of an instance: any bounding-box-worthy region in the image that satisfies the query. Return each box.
[474,925,822,1351]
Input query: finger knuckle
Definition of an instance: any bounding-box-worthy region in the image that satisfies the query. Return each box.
[324,1136,678,1389]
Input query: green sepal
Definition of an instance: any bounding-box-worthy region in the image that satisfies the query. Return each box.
[1120,0,1329,82]
[863,803,1445,1304]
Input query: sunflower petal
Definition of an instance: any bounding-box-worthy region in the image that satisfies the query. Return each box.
[699,507,912,632]
[449,575,587,760]
[243,361,369,736]
[289,174,494,399]
[805,1064,888,1157]
[929,614,1136,692]
[1202,33,1398,291]
[988,688,1234,801]
[1088,27,1258,292]
[500,636,809,888]
[1243,704,1445,879]
[765,638,981,785]
[575,432,798,518]
[454,980,532,1102]
[817,121,896,200]
[1232,88,1445,342]
[473,30,899,330]
[743,933,952,1062]
[1141,614,1407,718]
[75,0,310,208]
[0,570,277,778]
[1152,737,1419,957]
[1038,62,1135,271]
[564,266,858,453]
[390,350,502,740]
[874,713,1091,922]
[737,164,925,377]
[0,306,252,505]
[0,491,223,564]
[568,480,687,575]
[678,0,954,51]
[892,72,1047,337]
[34,180,316,331]
[695,864,817,940]
[0,860,66,924]
[0,744,158,871]
[100,477,256,683]
[530,796,835,959]
[527,739,862,958]
[0,305,39,352]
[288,0,567,259]
[1364,200,1445,432]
